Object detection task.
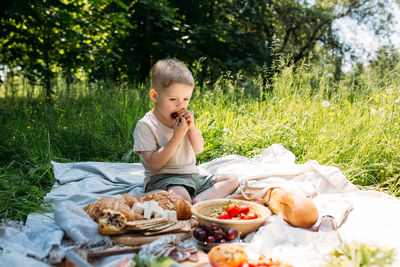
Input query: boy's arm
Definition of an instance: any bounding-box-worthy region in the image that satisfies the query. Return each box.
[187,126,204,154]
[141,117,188,171]
[141,134,183,172]
[181,109,204,154]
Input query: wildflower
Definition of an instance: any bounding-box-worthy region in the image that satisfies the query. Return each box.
[27,126,31,129]
[395,98,400,103]
[370,108,376,115]
[322,100,330,107]
[39,101,42,105]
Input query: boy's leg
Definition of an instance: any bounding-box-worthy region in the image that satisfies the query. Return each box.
[192,174,239,204]
[167,185,192,203]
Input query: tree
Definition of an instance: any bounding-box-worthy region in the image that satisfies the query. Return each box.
[0,0,131,99]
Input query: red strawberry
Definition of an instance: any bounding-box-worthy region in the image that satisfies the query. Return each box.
[226,204,241,218]
[217,211,230,219]
[239,205,250,214]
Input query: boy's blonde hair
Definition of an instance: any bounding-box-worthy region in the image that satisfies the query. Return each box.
[151,59,194,91]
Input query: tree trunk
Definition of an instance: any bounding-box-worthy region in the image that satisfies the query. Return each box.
[140,7,151,83]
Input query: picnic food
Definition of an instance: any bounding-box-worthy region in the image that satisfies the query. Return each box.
[98,209,127,235]
[84,196,143,222]
[247,254,293,267]
[120,193,138,208]
[210,201,259,220]
[229,193,266,206]
[140,190,192,220]
[208,244,248,267]
[264,187,318,228]
[138,234,199,263]
[208,244,293,267]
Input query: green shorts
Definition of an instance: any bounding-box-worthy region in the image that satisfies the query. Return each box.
[144,173,216,199]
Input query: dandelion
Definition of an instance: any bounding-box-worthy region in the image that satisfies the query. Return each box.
[39,101,42,105]
[322,100,330,107]
[27,126,31,129]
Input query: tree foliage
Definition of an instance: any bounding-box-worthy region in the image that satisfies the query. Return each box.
[0,0,398,97]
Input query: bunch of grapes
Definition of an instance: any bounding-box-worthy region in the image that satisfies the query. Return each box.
[193,222,238,244]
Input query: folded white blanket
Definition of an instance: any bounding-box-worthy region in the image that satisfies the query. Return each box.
[1,144,399,267]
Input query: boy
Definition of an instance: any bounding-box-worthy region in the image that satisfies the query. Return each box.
[133,59,239,204]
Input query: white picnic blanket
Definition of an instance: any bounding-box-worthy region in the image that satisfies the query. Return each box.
[0,144,399,267]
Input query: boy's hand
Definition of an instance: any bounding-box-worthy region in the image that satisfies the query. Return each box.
[179,109,195,129]
[173,115,188,139]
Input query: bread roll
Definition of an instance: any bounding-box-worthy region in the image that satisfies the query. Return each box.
[120,193,138,208]
[208,244,247,267]
[84,197,143,222]
[264,187,318,228]
[98,209,127,235]
[140,190,192,220]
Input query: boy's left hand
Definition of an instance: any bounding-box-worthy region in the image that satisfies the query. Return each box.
[179,109,195,129]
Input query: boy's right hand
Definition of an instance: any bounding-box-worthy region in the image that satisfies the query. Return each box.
[173,116,188,139]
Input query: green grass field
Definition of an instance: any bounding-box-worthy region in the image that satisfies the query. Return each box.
[1,65,399,222]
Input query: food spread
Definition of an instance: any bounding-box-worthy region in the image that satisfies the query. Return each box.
[210,201,259,220]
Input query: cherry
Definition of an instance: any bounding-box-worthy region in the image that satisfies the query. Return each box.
[225,228,238,241]
[210,222,220,230]
[203,222,212,232]
[206,235,216,243]
[211,229,224,241]
[194,228,207,241]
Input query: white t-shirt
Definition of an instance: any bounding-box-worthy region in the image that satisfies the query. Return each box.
[133,111,199,184]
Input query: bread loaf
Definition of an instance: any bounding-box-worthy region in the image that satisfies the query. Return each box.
[98,209,127,235]
[264,187,318,228]
[140,190,192,220]
[84,197,143,222]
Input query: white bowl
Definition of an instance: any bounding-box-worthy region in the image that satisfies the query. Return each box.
[191,199,271,236]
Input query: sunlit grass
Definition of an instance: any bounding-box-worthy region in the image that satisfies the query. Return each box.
[1,65,399,222]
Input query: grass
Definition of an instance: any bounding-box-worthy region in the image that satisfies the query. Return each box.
[1,64,399,222]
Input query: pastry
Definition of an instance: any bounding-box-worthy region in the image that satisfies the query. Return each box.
[120,193,138,208]
[140,190,192,220]
[84,197,143,222]
[208,244,248,267]
[98,209,127,235]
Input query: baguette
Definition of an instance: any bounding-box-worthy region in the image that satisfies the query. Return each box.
[264,187,318,228]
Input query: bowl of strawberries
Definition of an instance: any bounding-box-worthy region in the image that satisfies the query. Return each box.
[191,199,271,236]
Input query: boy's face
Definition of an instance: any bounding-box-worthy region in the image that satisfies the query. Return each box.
[150,83,194,124]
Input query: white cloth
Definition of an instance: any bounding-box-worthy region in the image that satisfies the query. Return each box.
[133,110,198,185]
[1,144,399,267]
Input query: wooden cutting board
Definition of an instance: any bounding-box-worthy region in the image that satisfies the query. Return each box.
[111,231,193,246]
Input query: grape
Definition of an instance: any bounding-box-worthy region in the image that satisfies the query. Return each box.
[219,239,227,243]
